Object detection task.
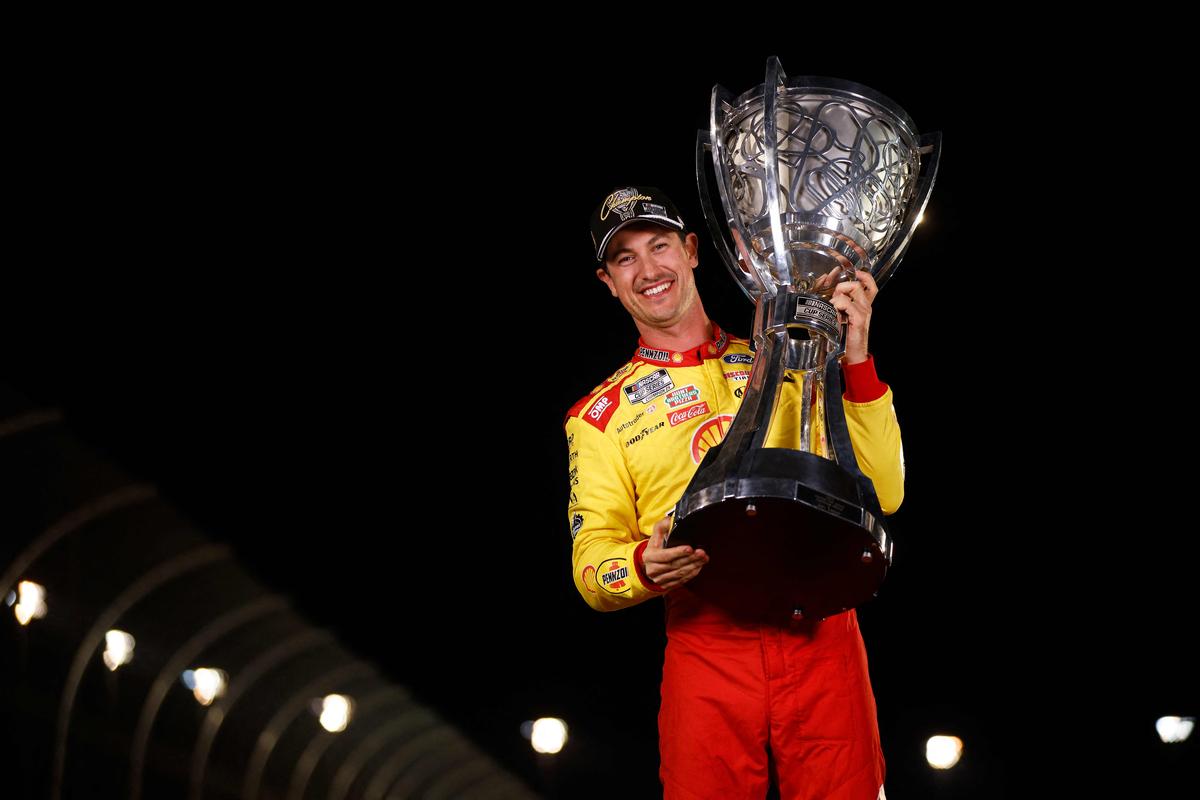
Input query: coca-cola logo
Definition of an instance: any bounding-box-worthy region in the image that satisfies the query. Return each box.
[668,401,710,427]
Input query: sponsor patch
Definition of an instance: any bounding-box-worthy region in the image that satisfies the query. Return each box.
[638,346,672,362]
[582,565,597,593]
[625,420,666,448]
[724,371,751,381]
[664,385,700,408]
[615,411,645,433]
[624,369,673,404]
[570,513,583,539]
[669,402,710,427]
[569,491,578,507]
[735,387,744,398]
[587,395,612,420]
[606,362,635,383]
[691,415,735,463]
[724,353,753,365]
[598,558,631,594]
[568,465,579,486]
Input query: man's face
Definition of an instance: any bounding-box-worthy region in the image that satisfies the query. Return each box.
[596,223,700,331]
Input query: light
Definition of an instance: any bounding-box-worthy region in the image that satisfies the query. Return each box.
[925,735,963,769]
[1156,716,1195,743]
[317,694,353,733]
[13,581,48,625]
[103,630,136,671]
[916,211,925,227]
[528,718,568,755]
[181,668,227,706]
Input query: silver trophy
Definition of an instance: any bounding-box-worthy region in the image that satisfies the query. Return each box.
[668,57,941,623]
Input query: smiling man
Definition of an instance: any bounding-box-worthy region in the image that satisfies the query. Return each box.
[565,185,904,799]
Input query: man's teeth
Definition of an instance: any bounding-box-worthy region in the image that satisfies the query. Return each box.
[643,282,672,296]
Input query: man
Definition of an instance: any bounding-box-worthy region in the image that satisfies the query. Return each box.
[565,185,904,799]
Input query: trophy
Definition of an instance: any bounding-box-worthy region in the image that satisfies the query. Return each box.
[667,57,941,623]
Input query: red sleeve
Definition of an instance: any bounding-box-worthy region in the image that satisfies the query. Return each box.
[842,354,888,403]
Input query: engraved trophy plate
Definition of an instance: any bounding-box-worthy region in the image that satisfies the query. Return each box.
[668,57,941,623]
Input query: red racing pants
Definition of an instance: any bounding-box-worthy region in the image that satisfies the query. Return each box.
[658,588,886,800]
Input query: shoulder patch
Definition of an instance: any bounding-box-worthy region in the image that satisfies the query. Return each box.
[565,362,641,432]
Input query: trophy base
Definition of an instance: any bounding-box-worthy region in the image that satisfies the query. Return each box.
[669,449,890,625]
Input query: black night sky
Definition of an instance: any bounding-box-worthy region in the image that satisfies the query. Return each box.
[4,35,1195,798]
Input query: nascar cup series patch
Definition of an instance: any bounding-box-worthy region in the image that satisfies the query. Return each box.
[623,369,673,404]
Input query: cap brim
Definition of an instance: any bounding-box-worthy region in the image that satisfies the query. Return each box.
[596,216,686,261]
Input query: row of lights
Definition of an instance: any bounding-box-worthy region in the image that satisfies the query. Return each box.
[10,580,1197,761]
[6,580,353,733]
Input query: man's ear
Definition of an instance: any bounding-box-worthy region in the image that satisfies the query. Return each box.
[596,267,618,298]
[684,232,700,268]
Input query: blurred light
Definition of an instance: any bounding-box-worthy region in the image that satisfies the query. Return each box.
[916,211,925,227]
[1156,716,1195,743]
[181,668,227,706]
[530,718,568,754]
[13,581,48,625]
[5,590,14,606]
[103,630,136,671]
[925,735,963,769]
[318,694,353,733]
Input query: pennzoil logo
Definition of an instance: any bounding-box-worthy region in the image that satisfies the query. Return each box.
[664,385,700,408]
[638,346,672,362]
[602,188,652,222]
[691,415,734,463]
[624,369,673,404]
[598,558,631,594]
[669,402,710,427]
[724,353,753,365]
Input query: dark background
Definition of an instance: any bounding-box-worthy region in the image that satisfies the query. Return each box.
[5,36,1195,797]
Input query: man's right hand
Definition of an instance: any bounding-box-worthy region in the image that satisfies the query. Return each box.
[642,516,709,591]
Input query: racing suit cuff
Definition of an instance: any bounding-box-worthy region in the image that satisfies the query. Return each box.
[842,354,888,403]
[633,539,668,593]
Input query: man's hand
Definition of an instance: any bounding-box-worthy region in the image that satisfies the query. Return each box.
[830,269,877,365]
[642,516,709,591]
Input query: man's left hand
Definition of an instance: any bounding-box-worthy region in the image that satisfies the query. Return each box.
[830,269,877,365]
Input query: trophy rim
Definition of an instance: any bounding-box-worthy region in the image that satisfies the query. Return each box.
[731,74,921,141]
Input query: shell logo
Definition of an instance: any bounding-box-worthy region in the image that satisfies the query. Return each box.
[691,415,734,463]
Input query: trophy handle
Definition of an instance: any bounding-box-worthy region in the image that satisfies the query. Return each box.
[822,350,888,531]
[695,130,758,304]
[870,130,943,291]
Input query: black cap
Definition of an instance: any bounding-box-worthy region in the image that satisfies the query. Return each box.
[590,186,686,262]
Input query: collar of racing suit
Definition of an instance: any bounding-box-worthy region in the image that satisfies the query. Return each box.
[634,323,733,367]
